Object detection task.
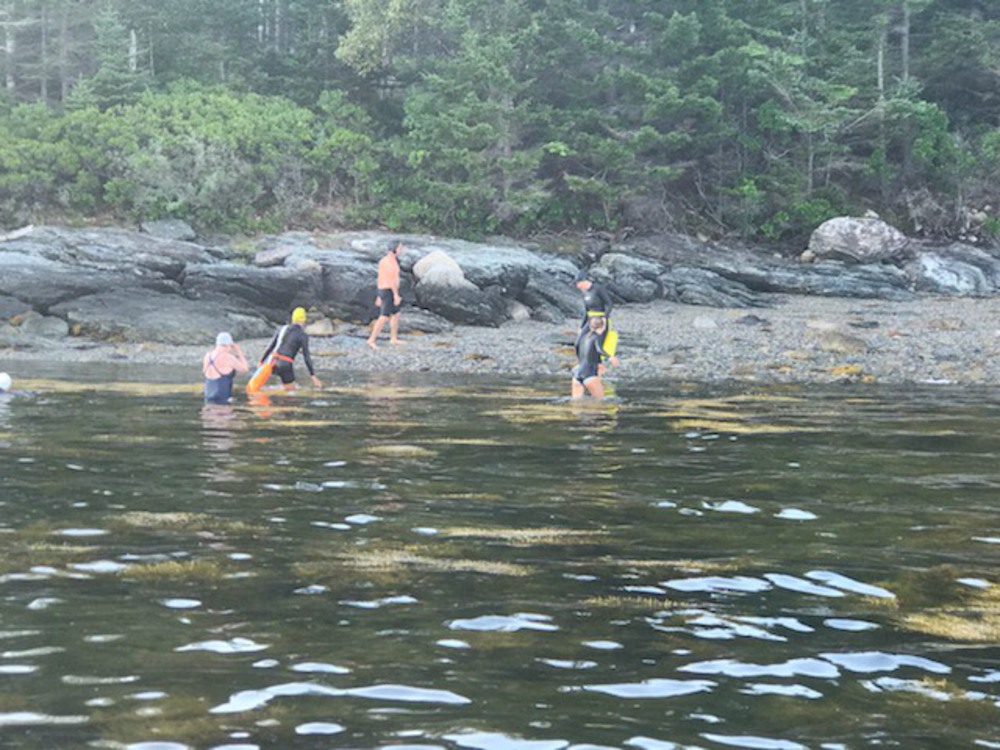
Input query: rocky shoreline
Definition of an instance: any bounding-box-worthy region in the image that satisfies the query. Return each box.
[4,221,1000,388]
[5,293,1000,388]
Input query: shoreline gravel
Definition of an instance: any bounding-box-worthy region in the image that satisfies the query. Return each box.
[3,295,1000,387]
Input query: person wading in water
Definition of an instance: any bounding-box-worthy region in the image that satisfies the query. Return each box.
[203,331,249,404]
[258,307,323,390]
[571,315,619,399]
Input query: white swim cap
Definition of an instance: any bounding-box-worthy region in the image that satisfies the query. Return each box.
[0,372,11,392]
[215,332,234,346]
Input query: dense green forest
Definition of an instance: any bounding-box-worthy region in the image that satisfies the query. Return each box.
[1,0,999,247]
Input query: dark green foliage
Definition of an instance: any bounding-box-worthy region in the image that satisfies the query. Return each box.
[0,0,998,241]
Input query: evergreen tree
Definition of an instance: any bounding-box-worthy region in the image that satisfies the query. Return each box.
[66,5,147,110]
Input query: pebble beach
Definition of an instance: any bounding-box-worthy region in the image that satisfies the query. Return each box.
[5,295,1000,388]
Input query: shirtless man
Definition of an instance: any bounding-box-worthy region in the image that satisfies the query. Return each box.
[367,241,405,349]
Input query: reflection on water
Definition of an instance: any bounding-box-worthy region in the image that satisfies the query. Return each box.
[0,369,999,749]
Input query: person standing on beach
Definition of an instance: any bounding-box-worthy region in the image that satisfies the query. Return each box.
[203,332,250,404]
[575,269,615,355]
[367,241,404,349]
[575,270,614,329]
[258,307,322,390]
[572,316,619,399]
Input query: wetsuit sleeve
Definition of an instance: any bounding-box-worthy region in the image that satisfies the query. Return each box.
[260,331,279,363]
[301,335,316,376]
[599,286,614,318]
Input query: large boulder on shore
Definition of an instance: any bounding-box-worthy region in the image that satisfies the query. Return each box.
[182,263,325,321]
[904,243,1000,295]
[412,250,474,289]
[596,253,663,302]
[49,289,273,344]
[410,248,504,324]
[805,216,911,264]
[414,281,508,327]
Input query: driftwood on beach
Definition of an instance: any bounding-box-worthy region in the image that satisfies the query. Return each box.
[1,220,999,348]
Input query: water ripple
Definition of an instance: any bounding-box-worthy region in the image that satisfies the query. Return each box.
[582,678,716,699]
[820,651,950,675]
[661,576,771,594]
[160,598,201,609]
[211,681,471,714]
[449,613,559,632]
[342,594,419,609]
[290,661,351,674]
[437,639,471,649]
[4,635,53,652]
[444,730,568,750]
[350,684,472,704]
[295,721,345,735]
[680,657,839,679]
[703,500,759,514]
[740,683,824,699]
[624,736,700,749]
[70,559,127,574]
[175,637,268,654]
[823,618,879,632]
[862,676,958,700]
[775,509,818,521]
[0,711,87,728]
[0,665,37,674]
[211,682,343,713]
[805,571,896,598]
[701,734,808,750]
[763,573,844,597]
[582,640,623,650]
[27,597,63,610]
[538,658,597,670]
[62,674,139,685]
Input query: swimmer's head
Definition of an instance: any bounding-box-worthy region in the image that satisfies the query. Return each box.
[215,331,234,346]
[0,372,11,392]
[575,269,593,289]
[291,307,307,324]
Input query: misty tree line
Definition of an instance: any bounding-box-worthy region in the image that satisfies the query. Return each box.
[1,0,999,245]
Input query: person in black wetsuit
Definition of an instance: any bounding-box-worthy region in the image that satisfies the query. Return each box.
[258,307,322,391]
[571,316,618,399]
[575,269,615,355]
[575,269,614,329]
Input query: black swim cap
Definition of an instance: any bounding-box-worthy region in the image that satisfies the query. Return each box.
[575,269,592,283]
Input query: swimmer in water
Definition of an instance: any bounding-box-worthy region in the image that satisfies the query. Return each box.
[571,316,618,399]
[203,332,249,404]
[258,307,323,391]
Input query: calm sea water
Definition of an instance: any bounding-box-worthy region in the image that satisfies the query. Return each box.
[0,364,998,749]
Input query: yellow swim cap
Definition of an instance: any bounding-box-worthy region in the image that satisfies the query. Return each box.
[291,307,307,324]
